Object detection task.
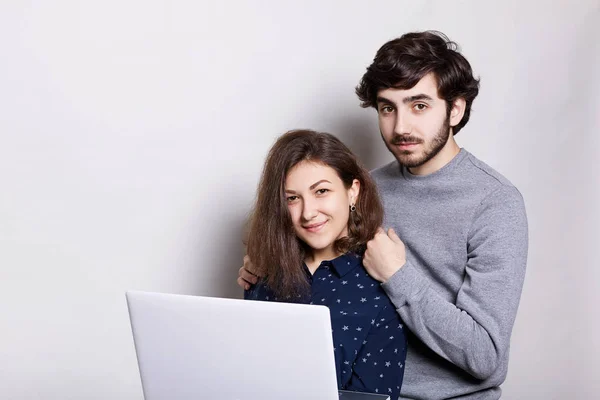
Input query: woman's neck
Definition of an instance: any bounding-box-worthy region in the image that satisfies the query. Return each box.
[305,248,342,274]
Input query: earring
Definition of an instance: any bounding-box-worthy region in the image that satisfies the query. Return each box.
[350,203,356,212]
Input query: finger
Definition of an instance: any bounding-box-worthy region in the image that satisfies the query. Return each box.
[362,249,370,264]
[243,255,256,272]
[387,228,402,243]
[376,227,386,235]
[238,265,258,284]
[240,268,258,284]
[362,258,370,269]
[237,277,250,290]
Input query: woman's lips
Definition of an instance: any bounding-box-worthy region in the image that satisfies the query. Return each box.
[303,221,327,233]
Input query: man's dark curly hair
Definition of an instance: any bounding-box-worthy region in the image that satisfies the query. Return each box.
[356,31,480,135]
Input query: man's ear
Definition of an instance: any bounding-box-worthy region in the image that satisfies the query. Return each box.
[449,98,466,128]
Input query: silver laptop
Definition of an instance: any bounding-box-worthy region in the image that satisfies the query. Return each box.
[126,291,390,400]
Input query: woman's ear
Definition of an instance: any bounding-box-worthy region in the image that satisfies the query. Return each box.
[348,179,361,204]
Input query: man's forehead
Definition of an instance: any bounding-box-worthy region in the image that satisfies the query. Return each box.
[377,73,441,101]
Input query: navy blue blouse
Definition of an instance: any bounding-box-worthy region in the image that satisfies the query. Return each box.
[244,252,407,398]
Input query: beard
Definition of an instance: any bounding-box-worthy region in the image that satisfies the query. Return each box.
[382,116,451,168]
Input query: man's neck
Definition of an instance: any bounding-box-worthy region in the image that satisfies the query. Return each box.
[407,136,460,176]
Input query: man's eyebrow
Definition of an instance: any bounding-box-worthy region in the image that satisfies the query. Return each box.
[376,94,434,106]
[376,96,395,106]
[402,94,434,104]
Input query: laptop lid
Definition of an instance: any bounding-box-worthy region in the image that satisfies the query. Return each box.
[126,290,340,400]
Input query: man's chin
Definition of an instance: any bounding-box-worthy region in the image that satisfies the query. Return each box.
[394,153,426,168]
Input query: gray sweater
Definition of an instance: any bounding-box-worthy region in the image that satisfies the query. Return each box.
[371,149,528,400]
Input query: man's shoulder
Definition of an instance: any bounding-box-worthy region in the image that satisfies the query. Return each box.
[461,150,525,207]
[370,160,400,180]
[368,150,524,203]
[461,151,514,188]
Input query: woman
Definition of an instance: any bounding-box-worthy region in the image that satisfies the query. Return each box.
[244,129,407,398]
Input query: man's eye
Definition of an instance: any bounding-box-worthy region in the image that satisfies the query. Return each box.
[414,103,427,111]
[380,106,394,113]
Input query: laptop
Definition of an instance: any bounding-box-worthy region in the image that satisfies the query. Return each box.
[126,291,391,400]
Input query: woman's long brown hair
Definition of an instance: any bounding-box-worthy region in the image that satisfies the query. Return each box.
[246,129,383,299]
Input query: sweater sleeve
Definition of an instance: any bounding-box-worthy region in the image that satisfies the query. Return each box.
[381,185,528,380]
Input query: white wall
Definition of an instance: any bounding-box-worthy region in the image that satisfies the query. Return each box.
[1,1,598,399]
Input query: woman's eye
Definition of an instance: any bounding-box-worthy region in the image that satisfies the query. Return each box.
[316,189,329,195]
[286,196,298,202]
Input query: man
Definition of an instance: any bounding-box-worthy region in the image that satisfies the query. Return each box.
[239,31,528,400]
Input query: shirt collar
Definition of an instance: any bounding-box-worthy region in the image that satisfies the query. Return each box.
[326,252,362,278]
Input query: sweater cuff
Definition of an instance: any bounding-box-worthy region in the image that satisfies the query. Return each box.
[381,261,429,309]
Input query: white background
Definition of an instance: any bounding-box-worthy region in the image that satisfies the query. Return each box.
[1,1,599,399]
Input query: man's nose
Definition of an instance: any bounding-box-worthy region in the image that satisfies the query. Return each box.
[394,111,412,135]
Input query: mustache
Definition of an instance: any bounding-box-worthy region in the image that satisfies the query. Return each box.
[390,135,423,145]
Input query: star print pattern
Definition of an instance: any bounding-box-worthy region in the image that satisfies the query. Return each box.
[244,252,407,399]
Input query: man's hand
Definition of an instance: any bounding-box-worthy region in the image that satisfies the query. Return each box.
[237,255,260,290]
[363,228,407,283]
